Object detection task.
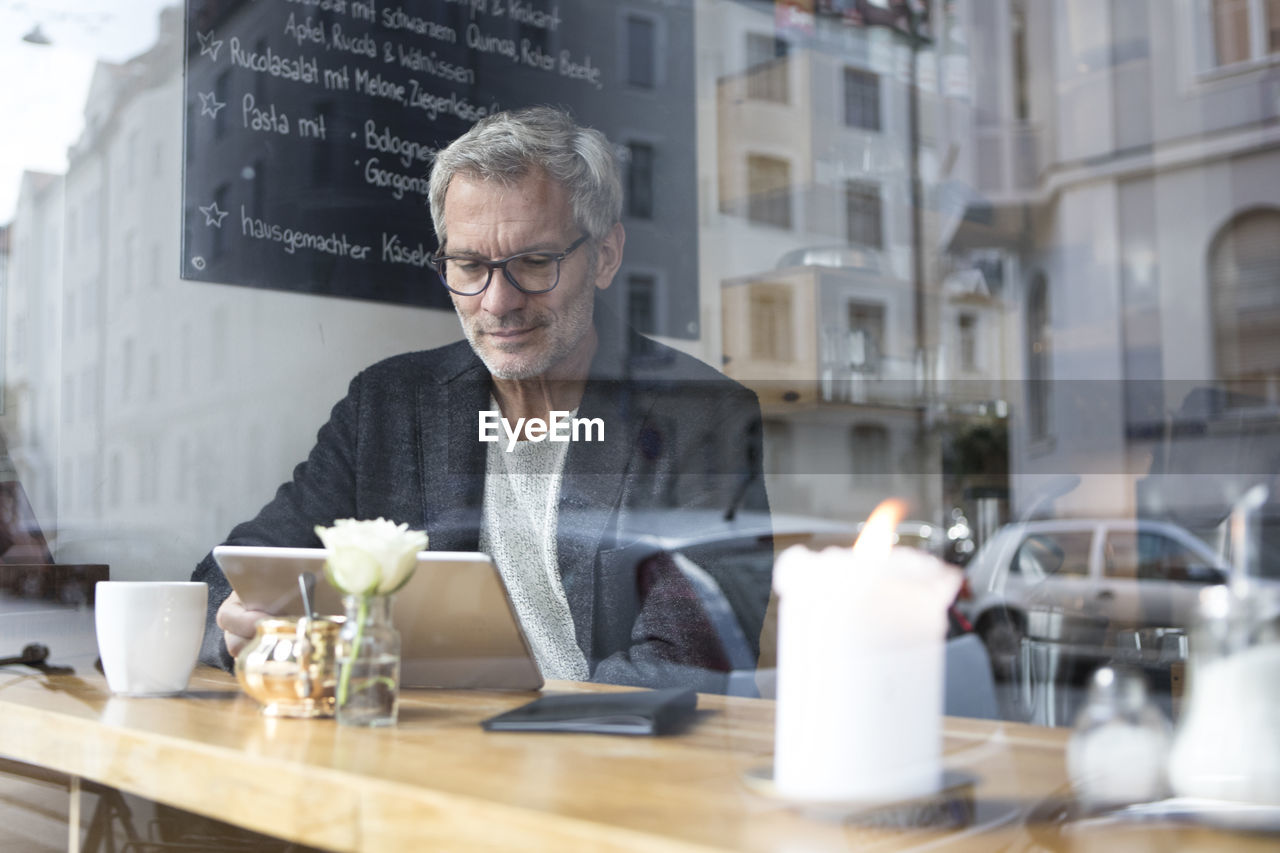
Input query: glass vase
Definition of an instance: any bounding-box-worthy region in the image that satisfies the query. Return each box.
[336,594,401,727]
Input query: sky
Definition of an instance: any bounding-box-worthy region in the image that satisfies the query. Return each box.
[0,1,173,222]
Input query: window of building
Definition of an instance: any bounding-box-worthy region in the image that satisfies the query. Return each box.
[626,142,655,220]
[746,155,792,229]
[843,67,881,131]
[626,273,658,335]
[847,301,885,372]
[1215,0,1254,64]
[1195,0,1279,69]
[749,284,794,362]
[746,32,789,103]
[1011,0,1030,118]
[1111,0,1152,65]
[625,15,656,89]
[1209,208,1280,396]
[845,180,883,248]
[850,423,890,477]
[1027,272,1051,441]
[959,313,978,372]
[972,251,1007,297]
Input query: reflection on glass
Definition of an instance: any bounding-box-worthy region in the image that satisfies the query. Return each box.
[0,0,1277,732]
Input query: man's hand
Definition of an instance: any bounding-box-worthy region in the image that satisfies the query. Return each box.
[216,591,271,659]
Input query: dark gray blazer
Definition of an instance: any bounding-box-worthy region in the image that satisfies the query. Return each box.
[192,315,769,691]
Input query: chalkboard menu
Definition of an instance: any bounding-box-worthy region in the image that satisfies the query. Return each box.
[182,0,698,336]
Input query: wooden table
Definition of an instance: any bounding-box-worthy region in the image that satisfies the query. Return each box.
[0,661,1270,852]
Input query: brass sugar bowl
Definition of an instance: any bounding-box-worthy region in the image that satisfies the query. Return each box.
[236,616,343,718]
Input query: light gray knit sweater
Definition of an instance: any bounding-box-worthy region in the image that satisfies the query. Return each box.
[478,412,590,681]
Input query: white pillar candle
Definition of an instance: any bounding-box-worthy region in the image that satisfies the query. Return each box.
[773,534,961,803]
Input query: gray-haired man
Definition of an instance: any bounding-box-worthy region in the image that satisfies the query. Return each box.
[195,107,769,691]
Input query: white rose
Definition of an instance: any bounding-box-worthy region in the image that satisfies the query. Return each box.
[314,517,429,596]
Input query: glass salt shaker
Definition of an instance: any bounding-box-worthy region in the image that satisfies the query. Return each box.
[1067,665,1171,810]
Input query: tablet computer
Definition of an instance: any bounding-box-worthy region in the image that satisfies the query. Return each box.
[213,545,543,690]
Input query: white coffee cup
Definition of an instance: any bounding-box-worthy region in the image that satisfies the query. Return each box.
[95,581,207,696]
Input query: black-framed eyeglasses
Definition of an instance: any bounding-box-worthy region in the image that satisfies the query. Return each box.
[430,234,590,296]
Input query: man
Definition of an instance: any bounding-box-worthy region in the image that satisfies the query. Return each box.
[194,107,769,690]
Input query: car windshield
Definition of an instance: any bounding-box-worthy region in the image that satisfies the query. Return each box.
[1011,531,1093,582]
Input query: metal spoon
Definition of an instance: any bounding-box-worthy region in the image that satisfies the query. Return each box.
[295,573,318,699]
[298,572,317,622]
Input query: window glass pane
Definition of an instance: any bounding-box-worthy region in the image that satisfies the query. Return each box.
[1210,210,1280,389]
[1107,530,1224,583]
[748,284,793,361]
[1213,0,1253,65]
[626,274,657,335]
[1104,530,1142,578]
[1136,532,1223,583]
[844,180,882,248]
[3,0,1280,756]
[958,313,977,371]
[843,67,881,131]
[626,142,655,220]
[1013,531,1093,579]
[846,301,884,371]
[626,16,656,88]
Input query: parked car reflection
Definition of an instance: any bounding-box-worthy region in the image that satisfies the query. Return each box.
[956,518,1233,680]
[611,511,982,698]
[613,509,852,691]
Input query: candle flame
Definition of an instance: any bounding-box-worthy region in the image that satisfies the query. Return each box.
[851,499,907,564]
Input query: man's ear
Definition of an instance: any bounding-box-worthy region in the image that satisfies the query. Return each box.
[591,222,625,292]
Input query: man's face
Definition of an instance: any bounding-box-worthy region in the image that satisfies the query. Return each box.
[441,171,619,381]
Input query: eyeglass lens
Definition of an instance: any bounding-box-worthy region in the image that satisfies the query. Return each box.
[439,252,562,295]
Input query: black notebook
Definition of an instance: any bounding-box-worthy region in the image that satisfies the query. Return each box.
[481,688,697,735]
